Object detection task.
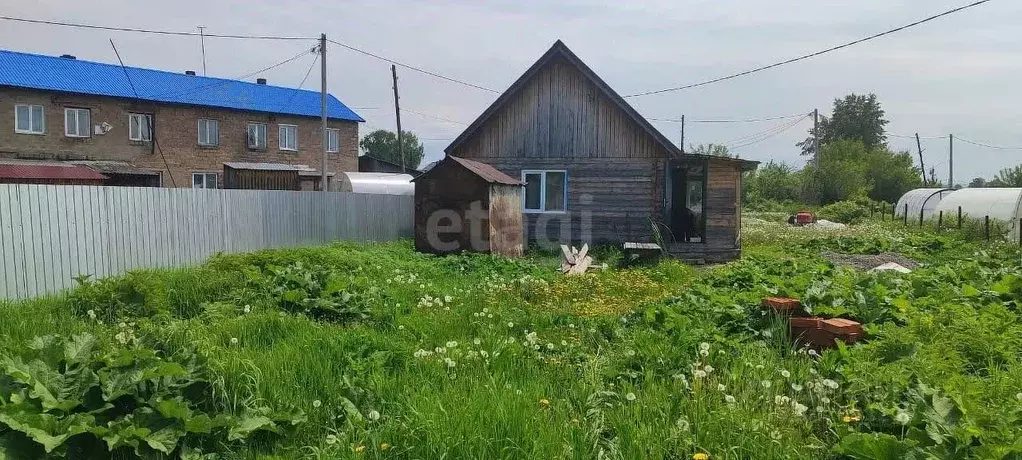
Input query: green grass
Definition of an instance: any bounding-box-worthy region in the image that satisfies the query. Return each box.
[1,221,1021,459]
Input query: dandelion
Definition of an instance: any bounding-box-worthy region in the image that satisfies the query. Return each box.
[625,392,636,402]
[755,364,765,370]
[693,454,709,460]
[809,368,818,375]
[539,398,550,408]
[118,322,127,328]
[626,349,636,357]
[808,349,819,357]
[311,399,322,408]
[487,314,493,318]
[821,397,830,404]
[508,322,514,328]
[480,350,489,358]
[842,414,861,423]
[446,341,459,348]
[87,309,97,319]
[693,369,707,379]
[703,365,714,374]
[444,358,456,368]
[474,338,482,345]
[780,370,791,378]
[762,330,773,338]
[894,410,911,425]
[368,410,381,421]
[230,337,239,345]
[792,402,808,417]
[445,295,453,303]
[770,430,782,441]
[724,395,736,404]
[1016,392,1022,402]
[380,443,391,451]
[822,379,839,390]
[325,434,338,445]
[568,323,576,329]
[435,347,446,354]
[717,384,726,392]
[699,342,711,352]
[774,395,790,405]
[791,383,803,392]
[243,305,251,314]
[699,349,710,357]
[355,444,366,453]
[561,340,568,346]
[761,380,772,389]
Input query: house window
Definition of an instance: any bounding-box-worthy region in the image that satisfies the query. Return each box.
[326,128,339,153]
[247,123,267,150]
[128,113,152,141]
[64,108,90,137]
[14,104,45,134]
[197,119,219,146]
[279,124,298,151]
[192,172,218,189]
[522,170,567,213]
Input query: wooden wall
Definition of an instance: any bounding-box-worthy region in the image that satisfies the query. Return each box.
[488,184,524,257]
[449,55,670,244]
[414,161,492,254]
[668,159,743,262]
[223,168,299,190]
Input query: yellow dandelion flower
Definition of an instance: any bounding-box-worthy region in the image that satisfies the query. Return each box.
[842,414,861,423]
[539,398,550,408]
[380,443,391,451]
[693,453,709,460]
[355,445,366,454]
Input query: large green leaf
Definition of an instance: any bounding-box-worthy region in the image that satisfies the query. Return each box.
[153,398,192,421]
[0,357,85,412]
[62,334,97,364]
[834,433,917,460]
[144,426,185,454]
[227,414,278,441]
[0,407,93,453]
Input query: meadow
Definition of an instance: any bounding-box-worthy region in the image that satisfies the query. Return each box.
[1,216,1021,459]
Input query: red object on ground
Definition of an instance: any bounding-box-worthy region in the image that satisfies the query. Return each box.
[762,297,802,315]
[822,318,864,335]
[789,317,823,329]
[789,316,862,349]
[794,211,815,225]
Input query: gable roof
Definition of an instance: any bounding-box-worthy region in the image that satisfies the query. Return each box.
[445,40,680,156]
[0,49,364,122]
[412,155,522,185]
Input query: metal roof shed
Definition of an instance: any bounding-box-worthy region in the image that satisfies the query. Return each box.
[894,188,953,220]
[412,156,524,257]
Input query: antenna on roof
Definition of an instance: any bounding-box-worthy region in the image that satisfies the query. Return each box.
[197,26,207,76]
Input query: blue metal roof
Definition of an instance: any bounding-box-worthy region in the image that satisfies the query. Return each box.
[0,49,364,122]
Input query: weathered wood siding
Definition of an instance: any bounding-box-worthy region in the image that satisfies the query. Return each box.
[668,158,742,262]
[414,161,491,254]
[449,55,669,244]
[488,184,524,257]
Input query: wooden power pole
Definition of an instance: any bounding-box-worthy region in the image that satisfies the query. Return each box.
[948,134,954,188]
[915,133,926,183]
[680,114,685,153]
[391,65,405,173]
[319,34,328,192]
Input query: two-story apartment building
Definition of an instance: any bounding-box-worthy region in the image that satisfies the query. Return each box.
[0,49,363,188]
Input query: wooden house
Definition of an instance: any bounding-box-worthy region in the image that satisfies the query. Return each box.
[412,155,523,257]
[445,40,758,262]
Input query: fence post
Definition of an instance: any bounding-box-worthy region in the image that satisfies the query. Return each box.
[1019,218,1021,246]
[958,206,962,229]
[903,204,908,226]
[985,215,990,241]
[938,210,943,231]
[892,203,896,220]
[918,207,924,227]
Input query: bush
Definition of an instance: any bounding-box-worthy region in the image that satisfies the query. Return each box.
[818,200,870,224]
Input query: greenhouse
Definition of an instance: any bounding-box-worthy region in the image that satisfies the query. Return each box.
[336,172,414,195]
[894,188,953,220]
[935,188,1022,240]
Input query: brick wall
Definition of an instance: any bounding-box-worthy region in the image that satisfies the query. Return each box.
[0,88,359,187]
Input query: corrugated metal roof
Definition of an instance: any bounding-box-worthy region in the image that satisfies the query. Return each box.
[0,49,364,122]
[70,160,161,176]
[423,156,522,185]
[223,162,315,171]
[0,163,107,181]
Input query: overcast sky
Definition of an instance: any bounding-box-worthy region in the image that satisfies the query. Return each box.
[2,0,1019,182]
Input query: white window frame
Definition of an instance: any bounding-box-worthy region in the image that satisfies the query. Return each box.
[279,124,298,151]
[326,128,339,153]
[521,169,568,214]
[14,104,45,134]
[64,108,91,138]
[197,119,219,147]
[128,113,152,141]
[247,122,267,150]
[191,172,218,189]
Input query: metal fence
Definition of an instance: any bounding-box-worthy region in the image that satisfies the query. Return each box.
[0,184,413,300]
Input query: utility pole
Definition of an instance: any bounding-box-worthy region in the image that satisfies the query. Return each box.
[948,134,954,189]
[391,64,405,173]
[680,115,685,153]
[915,133,926,183]
[197,26,207,76]
[319,33,328,192]
[812,109,820,166]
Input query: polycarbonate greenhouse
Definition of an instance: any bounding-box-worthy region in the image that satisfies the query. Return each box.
[935,188,1022,240]
[894,188,953,220]
[336,172,414,195]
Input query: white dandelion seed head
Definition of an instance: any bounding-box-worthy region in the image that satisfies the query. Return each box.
[398,325,405,330]
[791,383,803,392]
[774,395,790,405]
[809,368,818,375]
[625,392,636,401]
[761,380,772,389]
[312,400,322,408]
[473,338,481,345]
[808,349,819,357]
[243,305,251,314]
[699,342,710,352]
[823,379,839,390]
[693,370,707,379]
[894,410,911,425]
[626,349,636,357]
[368,410,381,421]
[724,395,736,404]
[546,343,555,350]
[561,340,568,346]
[703,365,714,374]
[781,370,791,378]
[717,384,726,392]
[792,402,808,417]
[821,397,831,404]
[762,330,773,338]
[446,341,458,348]
[508,322,514,328]
[230,337,239,345]
[699,349,709,357]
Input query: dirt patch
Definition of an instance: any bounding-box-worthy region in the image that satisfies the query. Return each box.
[821,251,920,271]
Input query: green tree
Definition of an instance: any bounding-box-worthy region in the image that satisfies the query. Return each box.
[744,161,802,203]
[688,143,733,158]
[993,165,1022,187]
[968,177,986,188]
[798,93,888,155]
[359,129,425,170]
[804,140,871,203]
[864,149,922,203]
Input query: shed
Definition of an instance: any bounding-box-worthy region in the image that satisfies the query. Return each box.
[894,188,953,220]
[224,162,330,191]
[72,161,162,187]
[338,172,414,195]
[0,159,107,185]
[358,155,421,176]
[935,187,1022,240]
[413,155,524,257]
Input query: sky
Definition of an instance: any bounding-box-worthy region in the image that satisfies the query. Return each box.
[1,0,1020,183]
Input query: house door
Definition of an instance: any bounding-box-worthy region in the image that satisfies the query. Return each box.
[666,159,706,243]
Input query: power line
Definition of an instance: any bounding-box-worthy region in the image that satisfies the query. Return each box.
[400,108,469,126]
[278,52,319,112]
[326,38,499,94]
[0,15,313,40]
[649,113,807,124]
[726,115,810,150]
[956,137,1022,150]
[622,0,993,98]
[153,45,317,99]
[890,133,948,139]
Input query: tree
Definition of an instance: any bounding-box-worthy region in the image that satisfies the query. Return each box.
[798,93,888,156]
[801,140,920,204]
[359,129,425,170]
[744,161,802,204]
[968,177,987,188]
[993,165,1022,187]
[863,149,922,203]
[688,143,733,158]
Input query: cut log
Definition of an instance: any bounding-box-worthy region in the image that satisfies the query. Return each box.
[567,255,592,275]
[577,243,589,262]
[560,245,575,265]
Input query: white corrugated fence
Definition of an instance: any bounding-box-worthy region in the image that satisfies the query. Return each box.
[0,184,413,300]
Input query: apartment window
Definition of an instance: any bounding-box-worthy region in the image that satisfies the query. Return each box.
[247,123,267,150]
[128,113,152,141]
[279,124,298,151]
[197,119,219,146]
[326,128,339,153]
[14,104,45,134]
[192,172,218,189]
[64,108,90,137]
[522,170,567,213]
